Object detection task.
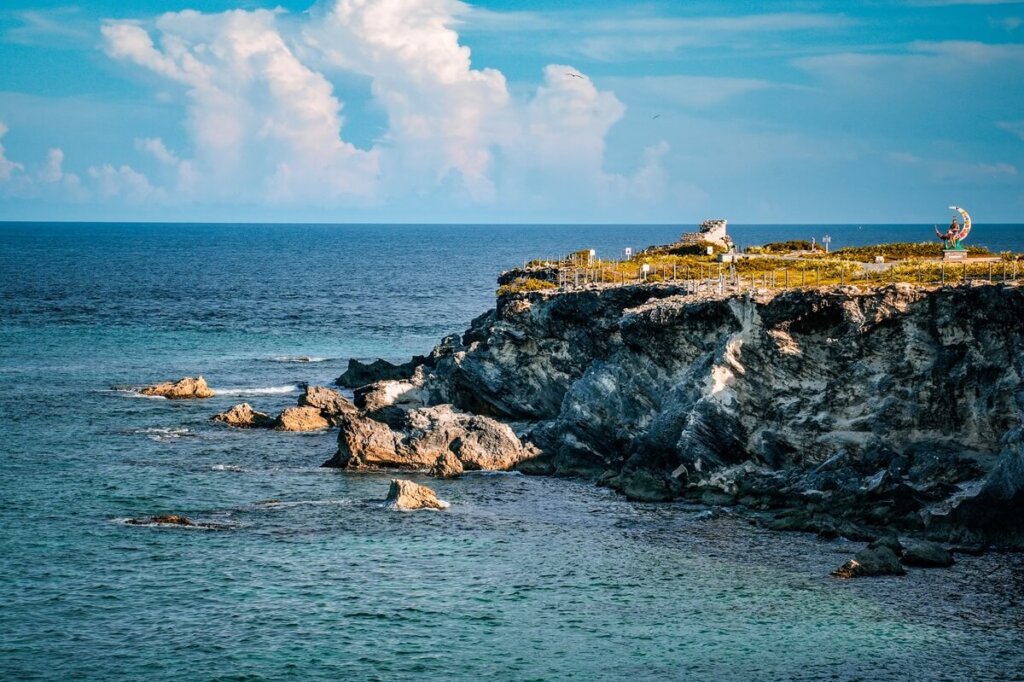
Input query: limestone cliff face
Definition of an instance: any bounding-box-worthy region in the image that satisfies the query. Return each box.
[342,282,1024,548]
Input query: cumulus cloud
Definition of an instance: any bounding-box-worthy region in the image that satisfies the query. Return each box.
[97,0,649,211]
[102,8,381,205]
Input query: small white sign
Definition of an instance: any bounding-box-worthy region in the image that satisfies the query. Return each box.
[641,264,650,274]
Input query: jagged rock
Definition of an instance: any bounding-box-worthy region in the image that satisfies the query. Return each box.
[384,479,449,510]
[430,451,464,479]
[901,541,955,568]
[336,358,417,388]
[385,281,1024,547]
[277,406,330,432]
[832,545,907,579]
[211,403,275,428]
[139,376,215,399]
[323,405,534,473]
[298,385,357,424]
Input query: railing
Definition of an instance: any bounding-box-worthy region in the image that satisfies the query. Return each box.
[522,258,1022,295]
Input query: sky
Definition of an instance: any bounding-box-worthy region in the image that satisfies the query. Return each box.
[0,0,1022,223]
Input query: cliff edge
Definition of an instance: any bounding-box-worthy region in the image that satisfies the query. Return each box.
[328,281,1024,549]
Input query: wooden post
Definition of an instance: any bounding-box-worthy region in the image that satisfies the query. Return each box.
[989,262,993,282]
[963,261,968,283]
[785,269,790,288]
[941,262,945,285]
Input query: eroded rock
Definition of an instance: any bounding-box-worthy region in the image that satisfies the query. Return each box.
[384,479,449,510]
[324,404,535,473]
[277,406,330,432]
[140,376,215,399]
[211,403,276,428]
[298,385,358,424]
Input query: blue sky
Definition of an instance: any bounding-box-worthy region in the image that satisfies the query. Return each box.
[0,0,1022,223]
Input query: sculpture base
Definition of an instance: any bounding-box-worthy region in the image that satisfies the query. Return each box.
[943,249,968,262]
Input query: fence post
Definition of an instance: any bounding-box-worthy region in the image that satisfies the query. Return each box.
[785,269,790,288]
[963,261,968,283]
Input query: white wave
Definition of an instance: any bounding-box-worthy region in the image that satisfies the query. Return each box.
[103,388,168,400]
[133,427,193,441]
[112,517,231,530]
[213,384,301,396]
[255,499,354,508]
[211,464,245,472]
[268,355,331,363]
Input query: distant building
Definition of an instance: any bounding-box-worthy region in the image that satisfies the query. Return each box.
[679,219,732,251]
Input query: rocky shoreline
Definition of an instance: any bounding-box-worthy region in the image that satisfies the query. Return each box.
[322,279,1024,553]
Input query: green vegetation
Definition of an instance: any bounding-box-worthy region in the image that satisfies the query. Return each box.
[747,240,822,254]
[497,277,558,297]
[833,242,993,262]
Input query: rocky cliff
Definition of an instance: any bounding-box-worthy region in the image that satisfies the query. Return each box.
[328,281,1024,549]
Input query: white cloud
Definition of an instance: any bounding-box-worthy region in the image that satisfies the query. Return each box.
[98,0,650,211]
[87,163,162,201]
[102,8,381,204]
[601,75,780,110]
[0,122,26,182]
[998,120,1024,140]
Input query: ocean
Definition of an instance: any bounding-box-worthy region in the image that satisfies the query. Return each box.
[2,222,1023,680]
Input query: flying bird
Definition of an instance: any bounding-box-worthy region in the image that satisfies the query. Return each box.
[566,72,584,79]
[652,114,661,120]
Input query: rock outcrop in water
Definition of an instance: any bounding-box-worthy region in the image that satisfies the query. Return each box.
[277,406,330,432]
[298,385,358,424]
[384,479,449,510]
[212,403,276,428]
[324,404,536,473]
[140,376,215,399]
[333,280,1024,549]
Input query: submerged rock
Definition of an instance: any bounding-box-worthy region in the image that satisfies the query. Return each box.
[298,385,358,424]
[901,541,955,568]
[277,406,330,432]
[140,376,215,399]
[384,479,449,510]
[832,545,907,579]
[125,514,194,526]
[211,403,276,428]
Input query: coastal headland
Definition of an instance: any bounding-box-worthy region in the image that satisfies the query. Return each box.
[318,235,1024,553]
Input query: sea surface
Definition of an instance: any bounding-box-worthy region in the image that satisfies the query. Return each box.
[2,223,1023,681]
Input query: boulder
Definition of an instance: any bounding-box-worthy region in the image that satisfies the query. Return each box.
[336,358,418,388]
[325,404,535,472]
[901,541,955,568]
[211,403,276,428]
[298,385,358,424]
[140,376,215,399]
[277,406,330,432]
[430,451,464,479]
[384,479,449,510]
[832,545,906,578]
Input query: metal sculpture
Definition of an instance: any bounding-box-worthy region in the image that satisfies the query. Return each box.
[936,206,972,250]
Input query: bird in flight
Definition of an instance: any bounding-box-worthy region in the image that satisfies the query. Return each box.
[652,114,661,120]
[566,72,584,79]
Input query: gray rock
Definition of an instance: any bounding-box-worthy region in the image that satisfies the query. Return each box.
[832,545,907,578]
[901,541,955,568]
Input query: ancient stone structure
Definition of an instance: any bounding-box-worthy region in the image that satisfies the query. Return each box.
[679,219,732,251]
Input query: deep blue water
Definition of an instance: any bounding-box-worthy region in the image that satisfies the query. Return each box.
[2,223,1023,681]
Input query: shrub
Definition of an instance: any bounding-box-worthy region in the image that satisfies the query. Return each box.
[497,277,557,297]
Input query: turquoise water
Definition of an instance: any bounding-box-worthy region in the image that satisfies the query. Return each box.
[2,223,1023,680]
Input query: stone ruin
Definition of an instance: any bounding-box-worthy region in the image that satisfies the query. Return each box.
[679,219,732,251]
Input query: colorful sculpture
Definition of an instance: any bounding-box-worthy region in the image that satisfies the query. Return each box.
[936,206,972,250]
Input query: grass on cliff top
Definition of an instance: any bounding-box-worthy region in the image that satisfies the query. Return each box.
[830,241,993,262]
[497,277,558,297]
